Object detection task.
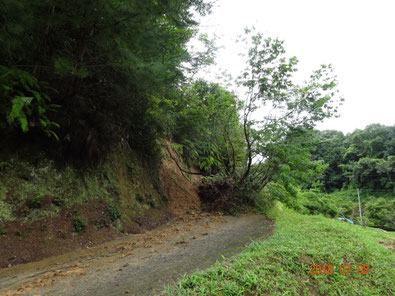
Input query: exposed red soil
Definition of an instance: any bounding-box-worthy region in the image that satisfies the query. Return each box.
[160,142,202,218]
[0,202,120,268]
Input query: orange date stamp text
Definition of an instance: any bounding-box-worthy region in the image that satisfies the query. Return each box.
[309,264,369,275]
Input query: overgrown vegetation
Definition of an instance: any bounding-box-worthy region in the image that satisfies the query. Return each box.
[106,204,121,222]
[309,124,395,192]
[1,0,345,213]
[72,217,86,233]
[1,0,213,163]
[268,124,395,230]
[256,183,395,230]
[29,195,43,209]
[162,30,342,211]
[164,205,394,295]
[0,146,167,235]
[0,1,392,215]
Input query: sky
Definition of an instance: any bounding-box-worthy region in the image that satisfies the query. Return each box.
[193,0,395,134]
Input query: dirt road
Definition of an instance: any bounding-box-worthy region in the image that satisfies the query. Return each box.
[0,213,273,296]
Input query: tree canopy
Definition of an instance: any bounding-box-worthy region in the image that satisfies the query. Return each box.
[1,0,212,161]
[311,124,395,192]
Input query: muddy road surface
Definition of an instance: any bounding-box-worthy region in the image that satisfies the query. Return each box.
[0,213,273,296]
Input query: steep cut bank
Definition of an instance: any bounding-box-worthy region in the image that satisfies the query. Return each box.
[160,146,202,218]
[0,142,201,268]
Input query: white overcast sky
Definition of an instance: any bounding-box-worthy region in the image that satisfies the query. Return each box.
[193,0,395,134]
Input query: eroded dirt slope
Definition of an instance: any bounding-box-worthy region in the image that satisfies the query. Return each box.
[160,143,202,218]
[0,142,201,268]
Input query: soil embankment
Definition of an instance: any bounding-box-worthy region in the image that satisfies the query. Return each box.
[0,142,201,268]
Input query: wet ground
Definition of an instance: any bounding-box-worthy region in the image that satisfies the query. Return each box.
[0,213,273,296]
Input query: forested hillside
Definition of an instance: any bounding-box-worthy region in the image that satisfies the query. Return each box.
[1,0,342,212]
[259,124,394,231]
[0,0,213,163]
[0,0,393,275]
[0,0,215,266]
[312,124,395,192]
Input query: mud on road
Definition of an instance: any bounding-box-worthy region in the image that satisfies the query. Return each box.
[0,213,273,296]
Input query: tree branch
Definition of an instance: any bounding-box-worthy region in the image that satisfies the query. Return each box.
[165,145,207,176]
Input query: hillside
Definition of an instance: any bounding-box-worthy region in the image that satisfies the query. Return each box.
[0,142,201,268]
[1,1,393,295]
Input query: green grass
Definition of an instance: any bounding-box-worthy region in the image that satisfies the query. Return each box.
[163,203,394,295]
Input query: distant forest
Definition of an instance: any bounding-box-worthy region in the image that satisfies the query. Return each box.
[311,124,395,193]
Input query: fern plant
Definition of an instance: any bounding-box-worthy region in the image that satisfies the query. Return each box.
[0,66,60,139]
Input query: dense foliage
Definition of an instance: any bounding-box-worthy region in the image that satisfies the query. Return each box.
[260,124,395,230]
[0,0,212,162]
[311,124,395,192]
[151,79,244,174]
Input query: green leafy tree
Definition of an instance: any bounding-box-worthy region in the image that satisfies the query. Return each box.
[0,66,60,138]
[0,0,213,161]
[344,124,395,162]
[364,198,395,230]
[152,79,244,174]
[309,124,395,192]
[310,130,347,192]
[196,30,342,209]
[233,30,342,199]
[348,157,395,190]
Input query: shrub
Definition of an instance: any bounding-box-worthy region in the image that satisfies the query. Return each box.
[0,67,60,139]
[261,182,302,212]
[94,219,108,229]
[364,198,395,230]
[106,204,121,221]
[161,194,169,203]
[135,194,144,203]
[72,217,86,232]
[300,191,340,217]
[300,191,324,215]
[320,197,339,217]
[253,192,275,214]
[149,200,156,208]
[29,195,43,209]
[0,161,8,170]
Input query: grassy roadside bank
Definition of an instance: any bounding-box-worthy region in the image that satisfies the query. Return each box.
[163,204,394,295]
